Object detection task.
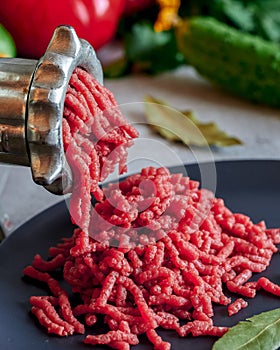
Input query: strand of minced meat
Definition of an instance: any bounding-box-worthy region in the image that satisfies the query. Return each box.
[62,67,138,233]
[23,68,280,350]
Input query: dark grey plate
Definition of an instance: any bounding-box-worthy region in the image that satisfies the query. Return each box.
[0,160,279,350]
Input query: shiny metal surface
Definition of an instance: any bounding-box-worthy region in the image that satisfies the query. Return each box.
[0,59,37,165]
[0,25,103,195]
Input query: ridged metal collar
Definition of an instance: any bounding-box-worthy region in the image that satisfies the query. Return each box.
[27,25,103,194]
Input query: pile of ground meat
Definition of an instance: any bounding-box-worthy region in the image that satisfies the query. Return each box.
[23,69,280,350]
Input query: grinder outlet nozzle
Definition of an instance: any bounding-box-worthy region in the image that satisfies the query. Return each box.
[0,25,103,194]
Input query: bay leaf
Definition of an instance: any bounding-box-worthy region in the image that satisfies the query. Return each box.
[212,308,280,350]
[144,96,242,147]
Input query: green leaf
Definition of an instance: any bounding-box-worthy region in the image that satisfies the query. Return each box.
[222,0,255,31]
[124,22,184,74]
[0,24,16,57]
[213,308,280,350]
[253,5,280,42]
[257,14,280,42]
[144,96,242,147]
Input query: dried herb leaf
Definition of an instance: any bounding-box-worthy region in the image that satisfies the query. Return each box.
[144,96,242,147]
[213,308,280,350]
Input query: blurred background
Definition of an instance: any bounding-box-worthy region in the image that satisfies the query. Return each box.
[1,0,280,237]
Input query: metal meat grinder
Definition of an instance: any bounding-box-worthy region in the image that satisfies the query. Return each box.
[0,25,103,195]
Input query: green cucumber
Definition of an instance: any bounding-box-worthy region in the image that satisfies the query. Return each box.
[176,16,280,107]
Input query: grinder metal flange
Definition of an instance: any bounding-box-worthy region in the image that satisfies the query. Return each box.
[0,25,103,194]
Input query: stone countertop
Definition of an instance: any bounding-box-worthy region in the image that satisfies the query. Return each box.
[1,66,280,236]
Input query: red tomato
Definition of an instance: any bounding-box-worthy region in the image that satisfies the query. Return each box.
[0,0,126,58]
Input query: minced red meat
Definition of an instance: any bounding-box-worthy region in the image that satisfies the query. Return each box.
[23,68,280,350]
